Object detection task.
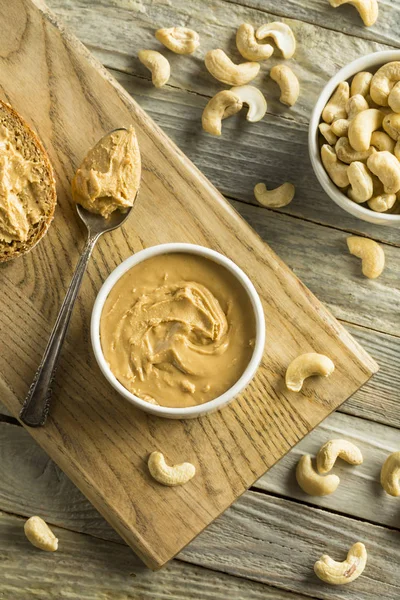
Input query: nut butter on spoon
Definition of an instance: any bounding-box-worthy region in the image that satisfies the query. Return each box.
[20,127,141,427]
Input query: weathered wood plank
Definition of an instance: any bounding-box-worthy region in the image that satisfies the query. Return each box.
[0,511,306,600]
[113,70,400,247]
[232,201,400,337]
[254,410,400,529]
[1,421,400,599]
[221,0,400,47]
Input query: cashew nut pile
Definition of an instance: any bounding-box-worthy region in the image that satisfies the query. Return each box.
[148,451,195,486]
[319,62,400,215]
[314,542,367,585]
[24,516,58,552]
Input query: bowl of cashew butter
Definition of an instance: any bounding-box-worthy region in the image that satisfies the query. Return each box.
[91,243,265,418]
[309,50,400,227]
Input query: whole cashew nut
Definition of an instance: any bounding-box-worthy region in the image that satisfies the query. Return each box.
[322,82,350,124]
[367,150,400,194]
[236,23,273,61]
[255,22,296,59]
[314,543,367,585]
[319,123,338,145]
[230,85,267,122]
[254,182,295,208]
[335,137,374,164]
[381,451,400,496]
[347,161,374,203]
[138,50,170,87]
[202,90,243,136]
[351,71,373,97]
[382,112,400,141]
[205,49,260,85]
[331,94,369,137]
[370,62,400,107]
[296,455,340,496]
[328,0,378,27]
[285,352,335,392]
[316,439,363,474]
[148,451,195,486]
[155,27,200,54]
[270,65,300,107]
[370,130,396,153]
[368,193,397,212]
[388,81,400,113]
[348,108,384,152]
[347,236,385,279]
[24,516,58,552]
[321,145,350,188]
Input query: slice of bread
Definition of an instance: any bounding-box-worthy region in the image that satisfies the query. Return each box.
[0,100,56,262]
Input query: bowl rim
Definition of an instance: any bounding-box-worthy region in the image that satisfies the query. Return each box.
[309,50,400,226]
[90,242,266,419]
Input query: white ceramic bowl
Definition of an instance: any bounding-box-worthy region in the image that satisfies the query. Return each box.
[309,50,400,227]
[91,243,265,419]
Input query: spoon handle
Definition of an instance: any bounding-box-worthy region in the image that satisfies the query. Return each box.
[20,232,100,427]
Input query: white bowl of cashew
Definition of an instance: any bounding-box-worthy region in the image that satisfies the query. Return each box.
[309,50,400,227]
[91,243,265,419]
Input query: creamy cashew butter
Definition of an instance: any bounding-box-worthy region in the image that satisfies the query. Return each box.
[100,253,256,408]
[0,124,44,243]
[72,126,141,218]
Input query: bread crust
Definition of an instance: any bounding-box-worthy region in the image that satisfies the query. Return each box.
[0,100,57,262]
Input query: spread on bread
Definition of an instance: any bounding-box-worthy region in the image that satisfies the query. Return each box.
[100,252,256,408]
[72,126,141,218]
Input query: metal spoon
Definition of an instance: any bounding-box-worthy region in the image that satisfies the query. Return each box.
[20,128,137,427]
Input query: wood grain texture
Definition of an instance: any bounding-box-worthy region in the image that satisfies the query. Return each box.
[46,0,400,246]
[0,0,377,568]
[2,419,400,599]
[0,511,306,600]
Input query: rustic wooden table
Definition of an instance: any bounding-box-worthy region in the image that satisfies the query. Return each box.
[1,0,399,598]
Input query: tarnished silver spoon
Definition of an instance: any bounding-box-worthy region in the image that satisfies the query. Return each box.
[20,128,138,427]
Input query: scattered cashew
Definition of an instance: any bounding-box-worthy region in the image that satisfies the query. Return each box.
[205,49,260,85]
[370,62,400,107]
[368,193,397,212]
[388,81,400,113]
[381,451,400,496]
[138,50,170,87]
[367,150,400,194]
[285,352,335,392]
[230,85,267,122]
[236,23,273,61]
[347,161,373,203]
[314,542,367,585]
[148,451,195,486]
[328,0,378,27]
[254,182,295,208]
[322,82,350,124]
[24,516,58,552]
[335,137,374,164]
[155,27,200,54]
[382,112,400,141]
[316,439,363,474]
[370,130,396,153]
[296,455,340,496]
[347,236,385,279]
[270,65,300,107]
[351,71,373,97]
[331,94,369,137]
[348,108,384,151]
[319,123,338,145]
[202,90,242,136]
[321,145,350,188]
[255,22,296,59]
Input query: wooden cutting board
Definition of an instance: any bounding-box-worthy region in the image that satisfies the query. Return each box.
[0,0,378,569]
